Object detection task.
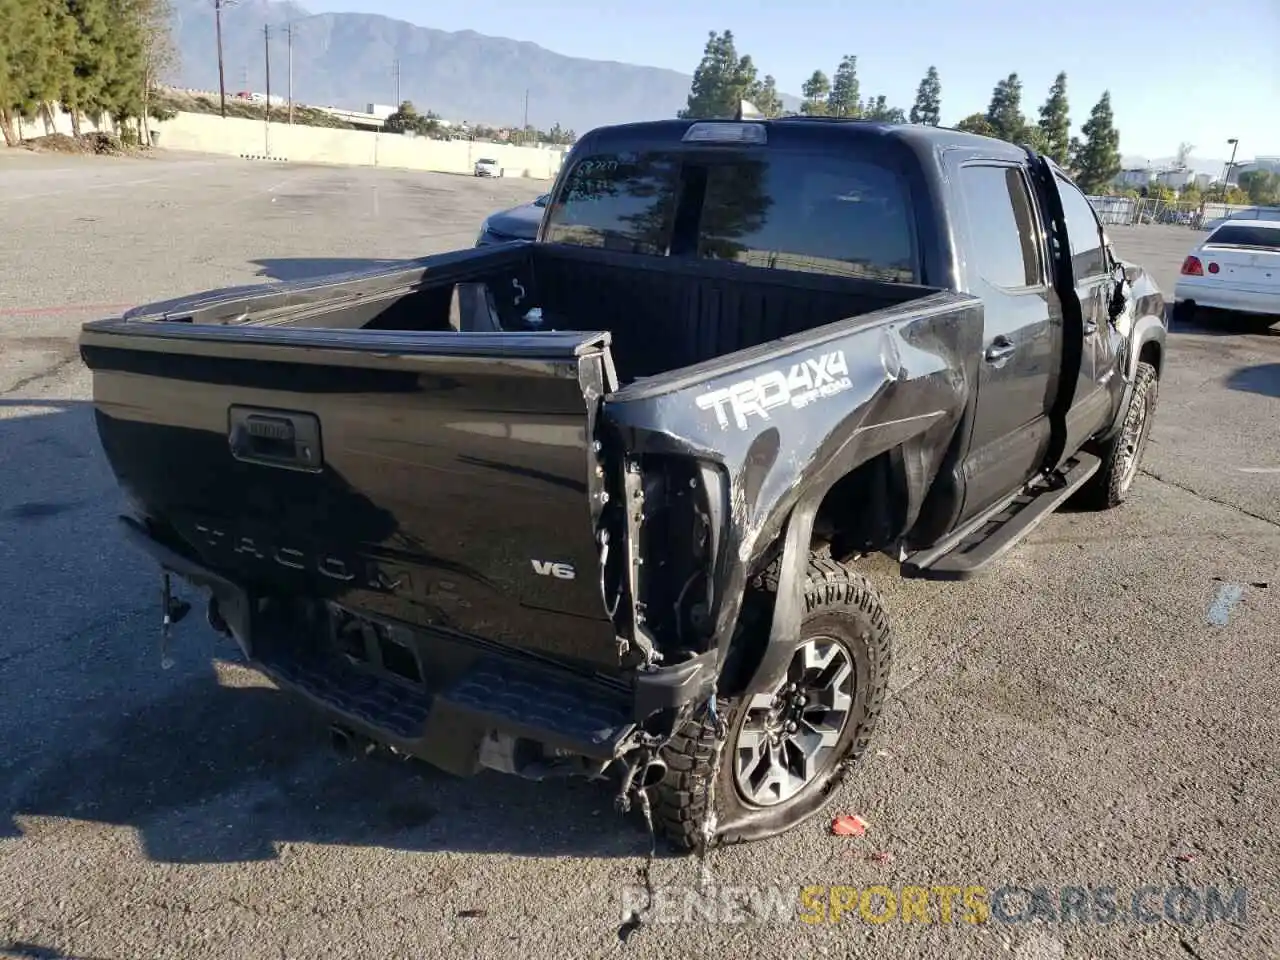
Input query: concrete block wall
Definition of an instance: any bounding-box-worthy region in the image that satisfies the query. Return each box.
[152,112,568,180]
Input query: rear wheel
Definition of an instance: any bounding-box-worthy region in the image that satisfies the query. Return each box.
[652,555,892,850]
[1078,360,1159,510]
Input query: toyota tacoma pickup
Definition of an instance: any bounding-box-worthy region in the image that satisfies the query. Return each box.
[78,117,1168,852]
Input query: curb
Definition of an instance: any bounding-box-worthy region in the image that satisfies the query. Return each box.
[240,154,289,162]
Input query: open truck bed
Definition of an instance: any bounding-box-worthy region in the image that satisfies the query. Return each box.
[81,112,1167,852]
[80,238,979,782]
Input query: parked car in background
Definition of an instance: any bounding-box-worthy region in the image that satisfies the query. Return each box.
[473,158,501,177]
[1173,219,1280,330]
[475,193,549,246]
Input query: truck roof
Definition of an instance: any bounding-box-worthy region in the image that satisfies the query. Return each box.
[574,116,1031,164]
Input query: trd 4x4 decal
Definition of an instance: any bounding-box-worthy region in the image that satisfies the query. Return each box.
[696,350,854,430]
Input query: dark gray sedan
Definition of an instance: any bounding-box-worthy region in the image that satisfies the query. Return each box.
[475,193,549,246]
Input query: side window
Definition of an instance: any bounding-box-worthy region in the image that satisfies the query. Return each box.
[959,164,1043,289]
[696,153,918,283]
[543,152,680,255]
[1054,175,1106,279]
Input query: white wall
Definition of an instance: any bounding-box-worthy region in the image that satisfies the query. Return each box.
[152,111,568,180]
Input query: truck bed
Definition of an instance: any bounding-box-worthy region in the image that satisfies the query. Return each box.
[80,241,977,767]
[116,243,936,384]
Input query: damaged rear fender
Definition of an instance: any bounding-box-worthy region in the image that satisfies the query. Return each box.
[603,291,982,695]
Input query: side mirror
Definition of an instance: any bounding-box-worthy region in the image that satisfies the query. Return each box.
[534,194,550,208]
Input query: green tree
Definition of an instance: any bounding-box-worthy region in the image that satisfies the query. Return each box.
[749,74,784,117]
[801,69,830,115]
[1073,91,1122,194]
[863,95,905,123]
[984,73,1027,142]
[828,55,861,119]
[0,0,74,144]
[679,30,760,120]
[955,112,997,137]
[1239,170,1280,205]
[908,65,941,125]
[1036,71,1070,165]
[60,0,120,136]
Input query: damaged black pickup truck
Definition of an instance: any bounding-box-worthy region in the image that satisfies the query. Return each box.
[79,117,1167,851]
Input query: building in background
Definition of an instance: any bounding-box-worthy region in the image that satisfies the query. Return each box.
[1227,156,1280,184]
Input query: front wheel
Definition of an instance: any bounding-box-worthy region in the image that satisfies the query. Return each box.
[1078,360,1159,510]
[652,555,892,850]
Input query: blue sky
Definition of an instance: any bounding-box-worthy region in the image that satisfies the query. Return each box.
[306,0,1279,163]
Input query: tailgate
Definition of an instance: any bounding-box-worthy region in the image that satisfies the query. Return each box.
[80,321,623,673]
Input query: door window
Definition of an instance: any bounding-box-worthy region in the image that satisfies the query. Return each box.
[1054,175,1107,279]
[959,164,1044,289]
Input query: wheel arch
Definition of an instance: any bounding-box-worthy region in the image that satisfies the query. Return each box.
[720,446,917,699]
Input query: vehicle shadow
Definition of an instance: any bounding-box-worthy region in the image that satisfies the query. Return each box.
[1167,304,1279,337]
[0,399,660,868]
[1225,363,1280,399]
[0,941,113,960]
[251,257,414,282]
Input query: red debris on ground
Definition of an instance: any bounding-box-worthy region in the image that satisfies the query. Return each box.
[830,814,868,837]
[869,851,895,865]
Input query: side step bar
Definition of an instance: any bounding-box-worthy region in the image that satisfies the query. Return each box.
[902,452,1101,581]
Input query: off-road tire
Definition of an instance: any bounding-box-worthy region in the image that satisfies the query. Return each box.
[1078,360,1159,510]
[652,554,892,851]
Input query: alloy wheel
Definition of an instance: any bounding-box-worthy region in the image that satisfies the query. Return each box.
[732,636,856,807]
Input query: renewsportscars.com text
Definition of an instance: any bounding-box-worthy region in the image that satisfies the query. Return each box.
[618,883,1248,927]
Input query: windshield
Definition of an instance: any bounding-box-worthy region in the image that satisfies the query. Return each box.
[478,158,498,164]
[1206,224,1280,250]
[543,148,919,282]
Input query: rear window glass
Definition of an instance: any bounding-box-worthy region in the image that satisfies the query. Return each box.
[544,149,918,281]
[543,152,680,255]
[1206,224,1280,249]
[697,154,916,282]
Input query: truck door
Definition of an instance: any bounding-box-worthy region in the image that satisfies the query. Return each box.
[954,161,1062,521]
[1039,164,1127,468]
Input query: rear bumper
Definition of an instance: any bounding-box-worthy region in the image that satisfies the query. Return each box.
[1174,279,1279,317]
[118,516,715,776]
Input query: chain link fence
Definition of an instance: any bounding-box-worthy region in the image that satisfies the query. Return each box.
[1088,196,1280,231]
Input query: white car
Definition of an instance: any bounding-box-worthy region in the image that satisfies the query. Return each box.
[473,158,501,178]
[1172,219,1279,330]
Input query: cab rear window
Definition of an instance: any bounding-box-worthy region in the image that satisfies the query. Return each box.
[1206,224,1280,250]
[544,148,918,282]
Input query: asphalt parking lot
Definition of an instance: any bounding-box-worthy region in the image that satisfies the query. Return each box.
[1,150,1277,960]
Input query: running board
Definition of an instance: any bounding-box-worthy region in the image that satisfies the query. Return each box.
[902,452,1101,581]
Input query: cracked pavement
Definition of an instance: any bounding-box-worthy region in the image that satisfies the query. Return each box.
[0,150,1277,960]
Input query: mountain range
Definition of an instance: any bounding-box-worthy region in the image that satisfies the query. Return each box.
[169,0,801,133]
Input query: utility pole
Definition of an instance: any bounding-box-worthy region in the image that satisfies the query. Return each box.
[214,0,229,117]
[287,22,293,124]
[393,59,400,106]
[264,24,272,122]
[263,23,272,156]
[523,88,529,132]
[1221,137,1240,200]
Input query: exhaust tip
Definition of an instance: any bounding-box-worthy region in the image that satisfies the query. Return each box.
[640,759,668,789]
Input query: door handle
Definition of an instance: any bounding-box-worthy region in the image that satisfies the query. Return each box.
[985,337,1016,363]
